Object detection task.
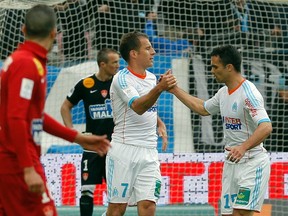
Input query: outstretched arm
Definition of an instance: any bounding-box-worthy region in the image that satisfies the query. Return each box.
[169,85,210,116]
[43,113,110,155]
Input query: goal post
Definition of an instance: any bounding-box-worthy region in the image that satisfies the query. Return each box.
[0,0,288,215]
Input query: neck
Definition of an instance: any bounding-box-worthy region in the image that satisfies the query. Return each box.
[127,63,146,75]
[96,71,112,82]
[226,74,245,90]
[26,38,51,52]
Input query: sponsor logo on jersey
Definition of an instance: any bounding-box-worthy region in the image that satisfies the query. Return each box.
[235,187,250,205]
[83,77,95,88]
[154,179,161,198]
[90,89,97,94]
[89,99,113,119]
[31,118,43,145]
[33,58,44,76]
[101,90,108,98]
[245,98,258,117]
[223,116,242,130]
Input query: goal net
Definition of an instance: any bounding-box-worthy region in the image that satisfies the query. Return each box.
[1,0,287,215]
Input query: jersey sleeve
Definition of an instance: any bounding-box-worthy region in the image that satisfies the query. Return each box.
[66,79,83,105]
[204,87,223,115]
[243,86,271,125]
[113,73,140,107]
[6,58,40,169]
[43,113,78,142]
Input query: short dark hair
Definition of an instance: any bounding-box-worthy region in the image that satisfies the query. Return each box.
[210,45,242,73]
[97,48,119,65]
[25,4,56,39]
[119,31,149,62]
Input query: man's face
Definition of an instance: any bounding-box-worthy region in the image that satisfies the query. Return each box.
[102,52,120,76]
[136,37,156,69]
[210,55,229,83]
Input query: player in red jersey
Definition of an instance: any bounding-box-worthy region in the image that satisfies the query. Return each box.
[0,4,110,216]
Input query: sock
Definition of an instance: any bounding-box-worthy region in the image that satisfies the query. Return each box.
[80,196,93,216]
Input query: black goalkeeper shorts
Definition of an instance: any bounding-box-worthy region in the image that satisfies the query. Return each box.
[80,151,106,185]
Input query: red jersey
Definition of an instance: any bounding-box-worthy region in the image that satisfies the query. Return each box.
[0,41,77,174]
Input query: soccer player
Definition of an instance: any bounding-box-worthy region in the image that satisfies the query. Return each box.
[168,45,272,216]
[60,48,120,216]
[104,31,177,216]
[0,5,110,216]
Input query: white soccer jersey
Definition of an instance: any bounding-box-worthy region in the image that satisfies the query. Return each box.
[110,67,158,148]
[204,80,271,160]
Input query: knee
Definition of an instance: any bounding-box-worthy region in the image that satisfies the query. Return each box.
[106,203,127,216]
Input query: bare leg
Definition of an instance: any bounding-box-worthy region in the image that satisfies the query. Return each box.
[106,203,127,216]
[137,200,156,216]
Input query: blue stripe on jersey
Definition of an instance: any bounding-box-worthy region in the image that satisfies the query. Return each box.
[242,82,260,107]
[258,118,271,125]
[118,69,129,89]
[128,96,140,107]
[107,157,114,202]
[251,166,262,209]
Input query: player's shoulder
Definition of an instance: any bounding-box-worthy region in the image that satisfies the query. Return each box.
[242,79,260,93]
[78,74,95,88]
[113,68,130,80]
[9,50,44,75]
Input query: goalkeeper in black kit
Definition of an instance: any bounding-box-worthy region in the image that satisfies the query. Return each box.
[60,48,120,216]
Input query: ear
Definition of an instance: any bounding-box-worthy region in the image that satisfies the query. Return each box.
[226,64,233,72]
[99,61,106,68]
[130,50,137,59]
[22,25,27,36]
[51,27,57,39]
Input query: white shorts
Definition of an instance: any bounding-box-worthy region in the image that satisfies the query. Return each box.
[221,152,270,215]
[106,142,161,205]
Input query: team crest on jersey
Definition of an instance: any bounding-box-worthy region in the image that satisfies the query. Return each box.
[101,90,108,98]
[232,102,238,112]
[83,77,95,88]
[33,58,44,76]
[82,172,89,181]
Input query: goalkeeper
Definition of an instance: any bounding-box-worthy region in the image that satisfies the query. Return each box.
[60,48,120,216]
[0,4,110,216]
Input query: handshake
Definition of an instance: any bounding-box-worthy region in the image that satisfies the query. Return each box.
[158,69,177,92]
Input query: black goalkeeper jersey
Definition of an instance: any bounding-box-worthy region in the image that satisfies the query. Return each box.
[67,74,114,140]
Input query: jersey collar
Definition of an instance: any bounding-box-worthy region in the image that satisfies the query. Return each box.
[18,40,48,62]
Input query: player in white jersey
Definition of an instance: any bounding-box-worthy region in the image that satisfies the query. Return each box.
[105,31,177,216]
[169,45,272,216]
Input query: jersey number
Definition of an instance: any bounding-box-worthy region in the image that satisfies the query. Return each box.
[223,193,237,209]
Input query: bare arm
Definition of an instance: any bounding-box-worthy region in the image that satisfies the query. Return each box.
[60,99,74,128]
[157,116,168,151]
[226,122,273,163]
[169,85,210,116]
[131,70,177,115]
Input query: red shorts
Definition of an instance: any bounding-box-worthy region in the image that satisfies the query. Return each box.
[0,171,57,216]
